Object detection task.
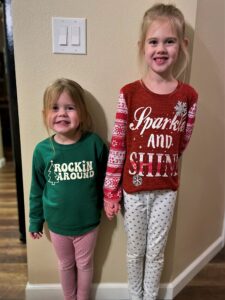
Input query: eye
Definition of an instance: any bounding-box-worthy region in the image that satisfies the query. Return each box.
[51,105,58,111]
[148,39,158,46]
[166,38,177,45]
[66,105,76,111]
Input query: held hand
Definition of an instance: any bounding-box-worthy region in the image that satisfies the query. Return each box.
[104,201,121,220]
[30,232,43,239]
[113,202,121,214]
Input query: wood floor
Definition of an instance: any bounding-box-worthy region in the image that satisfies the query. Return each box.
[0,161,224,300]
[174,246,225,299]
[0,161,27,300]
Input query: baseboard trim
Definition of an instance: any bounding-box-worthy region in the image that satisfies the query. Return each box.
[0,157,6,168]
[92,283,129,299]
[26,283,63,300]
[223,213,225,247]
[160,236,224,299]
[26,283,129,300]
[26,236,224,300]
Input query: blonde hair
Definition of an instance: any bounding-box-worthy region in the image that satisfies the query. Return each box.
[43,78,92,136]
[138,3,189,78]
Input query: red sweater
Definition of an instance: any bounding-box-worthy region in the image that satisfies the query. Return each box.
[104,80,198,203]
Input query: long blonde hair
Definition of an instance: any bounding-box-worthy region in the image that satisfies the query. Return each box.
[138,3,189,79]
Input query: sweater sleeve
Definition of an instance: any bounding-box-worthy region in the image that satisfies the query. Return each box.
[96,140,109,207]
[29,149,46,233]
[103,92,128,203]
[179,92,198,155]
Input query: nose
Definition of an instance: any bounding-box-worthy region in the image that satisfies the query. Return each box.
[58,107,67,115]
[156,42,166,53]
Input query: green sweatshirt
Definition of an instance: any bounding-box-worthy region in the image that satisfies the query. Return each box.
[29,132,108,236]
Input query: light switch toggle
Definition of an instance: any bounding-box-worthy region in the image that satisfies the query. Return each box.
[71,25,80,45]
[58,25,68,45]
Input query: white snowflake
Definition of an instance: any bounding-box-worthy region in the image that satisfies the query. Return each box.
[132,174,143,187]
[111,140,118,147]
[174,101,187,116]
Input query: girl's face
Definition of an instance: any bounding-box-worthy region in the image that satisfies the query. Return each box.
[47,91,80,141]
[143,19,180,78]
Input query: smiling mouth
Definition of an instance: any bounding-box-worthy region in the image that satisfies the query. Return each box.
[154,57,168,63]
[55,120,70,124]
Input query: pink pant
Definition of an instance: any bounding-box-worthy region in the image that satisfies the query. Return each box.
[50,227,99,300]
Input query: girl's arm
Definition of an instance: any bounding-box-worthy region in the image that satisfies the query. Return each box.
[180,102,198,154]
[103,92,128,218]
[29,150,46,234]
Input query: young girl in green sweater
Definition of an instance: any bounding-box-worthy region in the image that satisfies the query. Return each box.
[29,78,108,300]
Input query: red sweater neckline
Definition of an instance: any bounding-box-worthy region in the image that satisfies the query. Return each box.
[139,79,182,97]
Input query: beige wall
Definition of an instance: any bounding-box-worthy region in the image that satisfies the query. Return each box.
[168,0,225,281]
[12,0,224,290]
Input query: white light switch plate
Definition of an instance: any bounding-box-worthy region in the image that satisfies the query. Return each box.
[52,17,86,54]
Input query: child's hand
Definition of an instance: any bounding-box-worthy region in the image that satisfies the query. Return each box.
[30,232,43,239]
[104,201,121,220]
[113,202,121,214]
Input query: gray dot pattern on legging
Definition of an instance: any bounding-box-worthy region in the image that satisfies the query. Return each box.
[124,190,177,300]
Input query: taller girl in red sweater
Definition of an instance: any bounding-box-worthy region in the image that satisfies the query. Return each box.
[104,3,198,300]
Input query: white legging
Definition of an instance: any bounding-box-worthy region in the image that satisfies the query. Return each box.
[124,189,177,300]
